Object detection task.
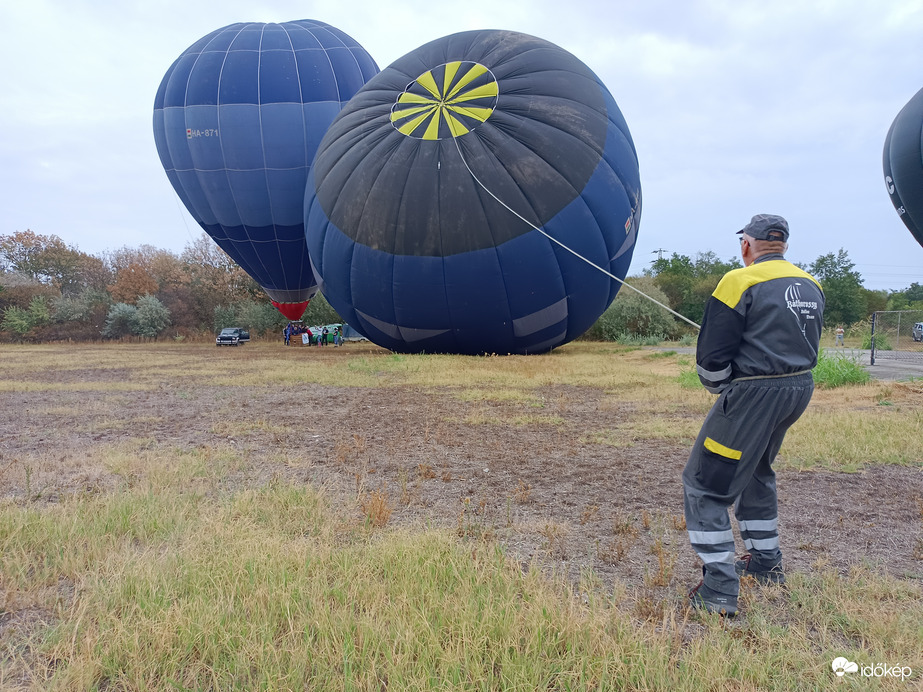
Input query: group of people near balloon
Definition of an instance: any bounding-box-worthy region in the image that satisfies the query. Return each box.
[283,323,341,347]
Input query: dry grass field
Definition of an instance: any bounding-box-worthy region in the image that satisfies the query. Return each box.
[1,340,921,689]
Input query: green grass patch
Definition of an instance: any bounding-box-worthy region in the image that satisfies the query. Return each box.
[812,349,871,388]
[646,349,677,359]
[677,363,701,389]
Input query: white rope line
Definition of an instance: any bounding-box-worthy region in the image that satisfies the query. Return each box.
[447,131,701,330]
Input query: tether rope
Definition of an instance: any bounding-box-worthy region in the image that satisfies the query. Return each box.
[446,123,702,331]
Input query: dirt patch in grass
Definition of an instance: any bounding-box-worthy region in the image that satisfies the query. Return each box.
[1,343,921,606]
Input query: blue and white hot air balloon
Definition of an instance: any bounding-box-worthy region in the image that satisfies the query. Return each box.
[305,30,642,354]
[884,86,923,251]
[153,20,378,319]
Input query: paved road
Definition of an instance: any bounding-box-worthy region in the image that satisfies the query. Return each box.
[831,347,923,381]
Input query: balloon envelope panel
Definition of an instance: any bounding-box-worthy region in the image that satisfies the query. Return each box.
[883,86,923,249]
[153,20,379,308]
[306,30,641,354]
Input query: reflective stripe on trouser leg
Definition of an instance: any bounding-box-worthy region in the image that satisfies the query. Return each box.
[688,529,736,567]
[684,483,740,595]
[737,517,781,565]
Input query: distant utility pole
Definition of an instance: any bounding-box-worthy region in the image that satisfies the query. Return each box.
[651,248,667,261]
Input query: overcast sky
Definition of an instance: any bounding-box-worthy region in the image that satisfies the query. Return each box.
[2,0,922,291]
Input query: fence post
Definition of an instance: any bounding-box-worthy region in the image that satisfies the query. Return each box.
[870,312,877,366]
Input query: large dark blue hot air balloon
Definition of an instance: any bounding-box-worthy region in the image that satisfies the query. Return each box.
[883,86,923,250]
[305,30,641,354]
[153,20,379,320]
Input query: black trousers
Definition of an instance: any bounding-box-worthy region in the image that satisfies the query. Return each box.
[683,372,814,594]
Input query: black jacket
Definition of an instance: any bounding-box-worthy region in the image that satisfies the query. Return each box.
[696,254,825,393]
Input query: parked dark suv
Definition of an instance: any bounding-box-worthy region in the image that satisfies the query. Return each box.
[216,327,250,346]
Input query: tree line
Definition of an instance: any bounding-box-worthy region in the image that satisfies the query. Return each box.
[0,230,340,342]
[585,249,922,342]
[1,230,918,343]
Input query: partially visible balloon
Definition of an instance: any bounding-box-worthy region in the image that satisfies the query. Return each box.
[153,20,379,319]
[306,30,641,354]
[883,86,923,249]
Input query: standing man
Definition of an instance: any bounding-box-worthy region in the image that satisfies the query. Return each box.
[685,214,824,616]
[835,325,845,347]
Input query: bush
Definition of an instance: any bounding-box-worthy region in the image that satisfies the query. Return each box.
[103,303,139,338]
[213,304,237,333]
[812,349,870,388]
[302,292,343,327]
[586,276,678,342]
[53,289,111,323]
[1,296,51,336]
[1,305,31,335]
[237,300,288,336]
[862,332,893,350]
[135,294,171,338]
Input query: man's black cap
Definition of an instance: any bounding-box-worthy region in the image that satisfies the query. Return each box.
[737,214,789,241]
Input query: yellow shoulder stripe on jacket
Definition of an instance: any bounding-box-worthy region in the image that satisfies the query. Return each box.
[712,261,822,309]
[703,436,742,461]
